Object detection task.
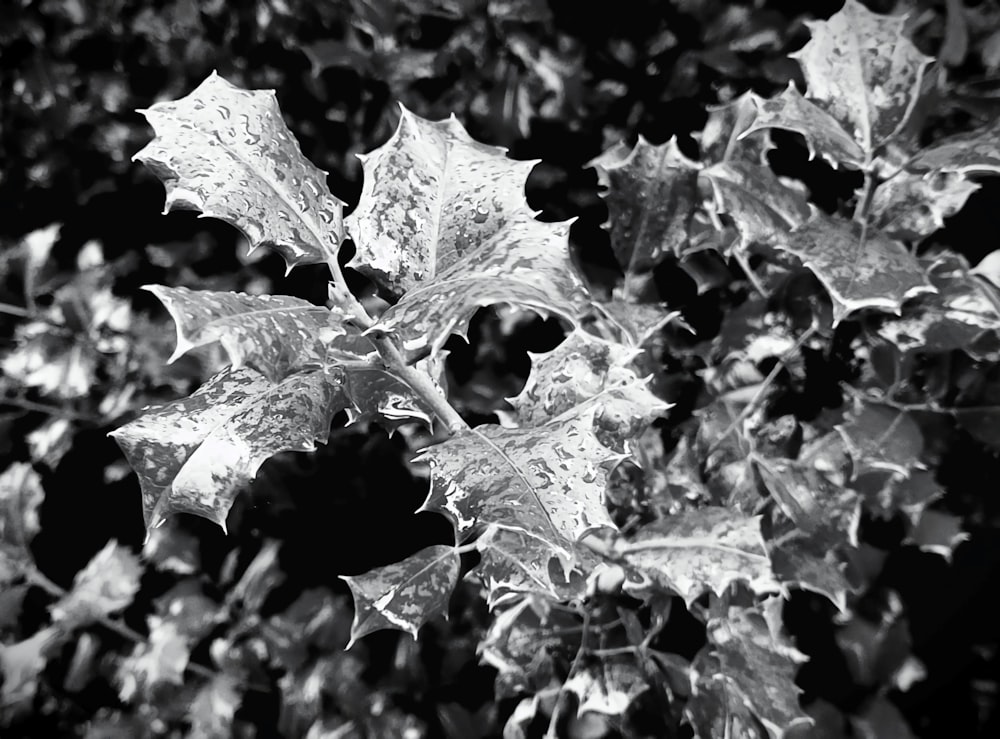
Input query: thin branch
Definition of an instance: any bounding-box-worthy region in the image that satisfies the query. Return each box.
[0,395,97,422]
[545,608,591,739]
[324,252,469,436]
[706,324,818,455]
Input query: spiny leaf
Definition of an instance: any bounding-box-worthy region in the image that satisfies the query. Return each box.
[509,330,641,427]
[699,91,767,166]
[147,285,340,381]
[744,84,865,168]
[701,601,812,738]
[835,402,924,478]
[591,136,701,299]
[508,329,670,452]
[346,105,538,296]
[479,594,577,697]
[776,213,935,324]
[871,252,1000,355]
[790,0,931,158]
[50,540,142,629]
[418,408,619,552]
[134,72,343,270]
[686,652,768,739]
[753,455,860,548]
[564,657,650,716]
[111,366,344,532]
[341,544,460,647]
[870,171,980,240]
[617,507,777,606]
[909,117,1000,175]
[473,525,594,608]
[370,214,592,363]
[0,463,45,588]
[701,160,810,251]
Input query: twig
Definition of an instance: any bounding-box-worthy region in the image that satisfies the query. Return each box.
[324,254,469,435]
[706,324,818,455]
[0,395,96,422]
[545,608,591,739]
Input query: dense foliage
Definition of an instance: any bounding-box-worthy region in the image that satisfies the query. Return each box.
[4,1,1000,737]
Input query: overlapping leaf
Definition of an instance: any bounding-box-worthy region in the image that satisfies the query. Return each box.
[693,601,812,738]
[776,214,934,324]
[345,106,538,295]
[134,73,343,270]
[564,657,650,716]
[117,618,190,701]
[371,214,592,363]
[112,366,344,532]
[909,117,1000,175]
[0,464,45,588]
[347,108,592,362]
[835,402,924,478]
[700,93,811,250]
[618,508,777,606]
[870,172,980,241]
[871,252,1000,355]
[745,0,931,167]
[341,544,460,646]
[147,286,339,381]
[508,328,669,451]
[592,136,701,299]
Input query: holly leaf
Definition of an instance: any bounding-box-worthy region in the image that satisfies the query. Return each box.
[910,117,1000,175]
[871,252,1000,356]
[111,366,344,532]
[345,105,539,296]
[618,508,777,607]
[753,455,860,547]
[473,525,594,607]
[699,91,768,166]
[508,329,670,451]
[341,544,460,647]
[789,0,931,158]
[700,601,812,738]
[564,657,650,716]
[0,463,45,588]
[51,540,142,630]
[776,213,934,324]
[146,286,340,381]
[479,594,578,697]
[701,160,810,252]
[835,402,924,478]
[744,84,865,168]
[134,73,343,271]
[370,214,592,363]
[418,408,619,554]
[870,171,980,241]
[686,652,768,739]
[591,136,701,299]
[117,617,190,701]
